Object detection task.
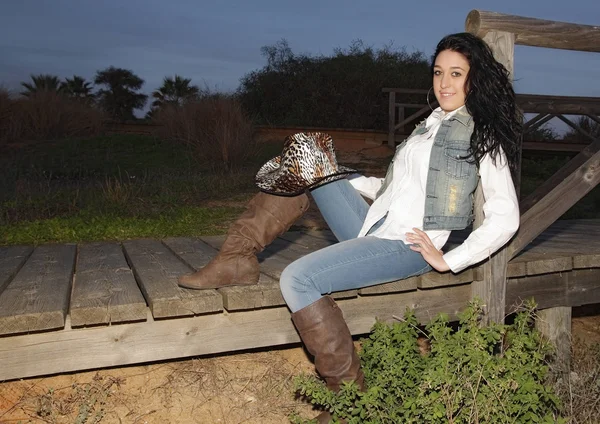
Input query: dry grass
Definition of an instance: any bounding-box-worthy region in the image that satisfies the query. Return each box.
[0,89,105,147]
[153,95,256,172]
[553,339,600,423]
[0,347,318,424]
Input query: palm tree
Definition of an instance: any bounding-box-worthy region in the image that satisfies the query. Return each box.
[61,75,95,102]
[94,66,148,121]
[20,74,63,96]
[151,75,200,110]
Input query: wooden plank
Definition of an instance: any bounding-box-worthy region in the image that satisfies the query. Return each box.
[520,139,600,214]
[296,229,338,243]
[359,276,418,295]
[163,237,284,311]
[523,252,573,275]
[0,245,33,294]
[573,254,600,269]
[567,268,600,307]
[218,275,285,310]
[466,9,600,53]
[0,284,473,381]
[509,148,600,259]
[506,260,528,278]
[505,273,567,313]
[0,244,76,335]
[70,243,147,327]
[122,239,222,319]
[278,231,336,250]
[418,268,474,289]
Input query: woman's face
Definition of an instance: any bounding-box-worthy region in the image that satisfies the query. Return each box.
[433,49,470,113]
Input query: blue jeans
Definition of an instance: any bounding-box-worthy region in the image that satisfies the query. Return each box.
[279,179,432,313]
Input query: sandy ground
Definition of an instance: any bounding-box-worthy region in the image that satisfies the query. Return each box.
[1,315,598,424]
[1,144,599,424]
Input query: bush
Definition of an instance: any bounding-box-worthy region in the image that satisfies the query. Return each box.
[153,95,256,172]
[238,39,431,130]
[0,90,105,145]
[292,300,565,424]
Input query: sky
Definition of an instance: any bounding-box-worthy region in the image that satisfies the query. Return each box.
[1,0,599,116]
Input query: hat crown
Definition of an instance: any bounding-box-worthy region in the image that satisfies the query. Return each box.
[255,132,356,196]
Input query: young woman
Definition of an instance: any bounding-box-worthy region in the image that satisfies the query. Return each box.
[178,32,522,423]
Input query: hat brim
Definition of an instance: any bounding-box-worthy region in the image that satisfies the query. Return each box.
[256,161,358,197]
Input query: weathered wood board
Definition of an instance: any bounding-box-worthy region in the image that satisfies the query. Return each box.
[0,244,76,335]
[70,242,147,327]
[122,239,222,318]
[0,245,33,293]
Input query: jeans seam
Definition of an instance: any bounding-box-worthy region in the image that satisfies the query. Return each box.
[339,183,368,229]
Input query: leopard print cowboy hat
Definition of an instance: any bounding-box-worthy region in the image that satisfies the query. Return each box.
[255,132,357,196]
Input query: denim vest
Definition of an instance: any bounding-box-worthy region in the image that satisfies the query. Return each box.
[376,108,478,231]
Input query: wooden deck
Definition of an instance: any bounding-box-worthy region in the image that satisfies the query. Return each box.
[0,219,599,381]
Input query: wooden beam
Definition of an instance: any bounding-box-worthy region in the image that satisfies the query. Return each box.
[0,286,473,381]
[388,91,396,147]
[536,307,572,373]
[523,113,550,130]
[394,105,436,131]
[519,138,600,213]
[470,30,515,325]
[466,10,600,53]
[556,115,600,141]
[509,148,600,259]
[517,94,600,116]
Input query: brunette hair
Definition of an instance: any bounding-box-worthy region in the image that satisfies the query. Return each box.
[431,32,522,171]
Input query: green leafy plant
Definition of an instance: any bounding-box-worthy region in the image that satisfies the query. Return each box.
[292,300,566,423]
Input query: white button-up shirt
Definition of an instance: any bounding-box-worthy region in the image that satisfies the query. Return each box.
[348,107,519,273]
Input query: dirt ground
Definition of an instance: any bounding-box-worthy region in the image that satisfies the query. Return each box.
[1,144,599,424]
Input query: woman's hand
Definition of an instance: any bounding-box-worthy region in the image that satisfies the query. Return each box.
[406,228,450,272]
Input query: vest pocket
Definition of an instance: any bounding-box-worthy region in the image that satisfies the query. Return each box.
[444,142,473,179]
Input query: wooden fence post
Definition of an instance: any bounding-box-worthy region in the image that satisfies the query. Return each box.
[388,91,396,148]
[469,30,516,324]
[535,307,572,373]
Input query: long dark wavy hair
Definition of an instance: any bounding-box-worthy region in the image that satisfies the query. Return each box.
[431,32,522,172]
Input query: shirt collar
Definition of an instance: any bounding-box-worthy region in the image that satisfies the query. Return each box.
[431,105,472,127]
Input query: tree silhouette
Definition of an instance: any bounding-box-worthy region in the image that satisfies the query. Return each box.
[238,39,430,129]
[94,67,147,121]
[60,75,95,102]
[151,75,200,110]
[20,74,64,96]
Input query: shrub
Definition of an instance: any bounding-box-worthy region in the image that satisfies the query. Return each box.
[153,95,256,172]
[238,39,430,130]
[0,90,105,145]
[292,300,565,424]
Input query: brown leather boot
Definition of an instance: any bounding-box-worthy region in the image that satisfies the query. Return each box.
[292,296,365,424]
[178,191,310,290]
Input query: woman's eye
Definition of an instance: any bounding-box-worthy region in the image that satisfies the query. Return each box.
[434,70,442,76]
[452,72,462,77]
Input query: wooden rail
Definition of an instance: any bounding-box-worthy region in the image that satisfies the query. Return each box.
[384,88,600,148]
[466,10,600,53]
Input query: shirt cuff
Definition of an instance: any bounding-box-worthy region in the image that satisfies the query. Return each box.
[442,245,472,274]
